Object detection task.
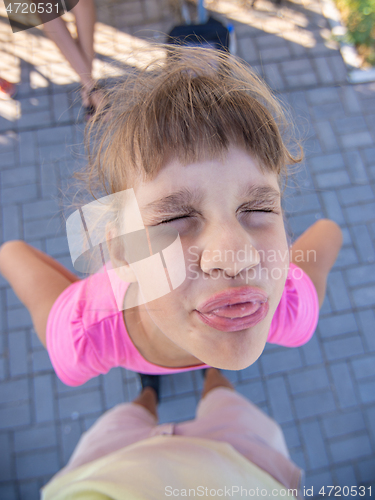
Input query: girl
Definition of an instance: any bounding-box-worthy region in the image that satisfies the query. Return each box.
[0,47,342,386]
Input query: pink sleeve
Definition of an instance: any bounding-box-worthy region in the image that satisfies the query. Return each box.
[46,273,128,387]
[267,263,319,347]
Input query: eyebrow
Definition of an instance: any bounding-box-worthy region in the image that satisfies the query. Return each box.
[142,188,202,216]
[142,183,280,218]
[239,183,280,203]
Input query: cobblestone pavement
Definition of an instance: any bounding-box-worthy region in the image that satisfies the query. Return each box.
[0,0,375,497]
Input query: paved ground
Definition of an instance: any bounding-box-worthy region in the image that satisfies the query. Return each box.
[0,0,375,498]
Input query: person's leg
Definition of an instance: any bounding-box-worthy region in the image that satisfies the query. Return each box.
[201,367,234,398]
[290,219,342,307]
[72,0,96,73]
[0,241,79,347]
[41,15,93,90]
[133,387,158,419]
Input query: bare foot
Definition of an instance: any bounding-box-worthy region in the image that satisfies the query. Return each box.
[201,368,234,398]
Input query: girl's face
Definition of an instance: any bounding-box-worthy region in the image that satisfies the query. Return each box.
[130,145,289,370]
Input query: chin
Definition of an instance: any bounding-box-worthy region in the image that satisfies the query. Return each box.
[198,344,264,371]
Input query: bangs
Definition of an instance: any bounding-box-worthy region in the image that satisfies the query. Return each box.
[83,46,302,196]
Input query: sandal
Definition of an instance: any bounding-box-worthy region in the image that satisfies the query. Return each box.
[81,83,106,121]
[138,373,160,403]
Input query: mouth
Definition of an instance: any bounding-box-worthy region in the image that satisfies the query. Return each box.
[195,287,269,332]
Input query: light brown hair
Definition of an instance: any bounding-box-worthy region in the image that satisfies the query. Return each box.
[83,45,302,197]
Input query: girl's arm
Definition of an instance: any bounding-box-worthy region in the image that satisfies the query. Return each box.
[0,241,79,347]
[289,219,343,308]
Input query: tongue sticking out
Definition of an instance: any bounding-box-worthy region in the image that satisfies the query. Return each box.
[209,301,262,319]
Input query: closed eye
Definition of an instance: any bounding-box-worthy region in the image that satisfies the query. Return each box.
[157,215,192,225]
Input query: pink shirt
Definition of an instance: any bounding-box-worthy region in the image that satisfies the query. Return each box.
[46,263,319,386]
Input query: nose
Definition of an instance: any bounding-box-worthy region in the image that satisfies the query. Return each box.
[200,222,260,278]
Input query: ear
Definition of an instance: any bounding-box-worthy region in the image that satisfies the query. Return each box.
[106,224,138,283]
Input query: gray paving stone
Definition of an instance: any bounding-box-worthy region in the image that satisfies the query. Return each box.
[1,165,37,186]
[102,367,125,409]
[239,361,261,381]
[351,356,375,380]
[45,235,70,256]
[340,132,373,149]
[356,457,375,484]
[236,380,266,405]
[358,379,375,404]
[294,390,336,419]
[321,191,345,225]
[37,125,73,146]
[300,332,324,365]
[322,409,366,439]
[362,146,375,165]
[266,376,294,424]
[33,374,55,423]
[9,330,28,377]
[327,271,352,312]
[351,285,375,308]
[18,480,41,500]
[40,162,59,199]
[330,362,359,408]
[261,46,292,64]
[316,170,351,189]
[338,185,374,206]
[260,348,303,376]
[357,309,375,351]
[158,395,197,424]
[333,116,368,136]
[2,205,21,241]
[346,264,375,287]
[1,183,38,205]
[0,483,17,500]
[318,312,357,338]
[0,432,13,480]
[340,86,362,114]
[351,225,375,263]
[333,464,358,487]
[344,151,369,185]
[334,247,359,268]
[22,199,60,221]
[0,378,29,404]
[7,307,32,330]
[58,390,103,420]
[0,402,31,429]
[288,366,330,394]
[308,152,344,172]
[344,202,375,224]
[313,56,335,85]
[312,102,345,121]
[304,469,333,491]
[14,424,57,452]
[330,434,372,463]
[24,217,64,240]
[31,349,54,373]
[323,335,364,361]
[281,422,301,449]
[18,131,37,166]
[16,450,60,480]
[60,420,82,465]
[300,419,329,469]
